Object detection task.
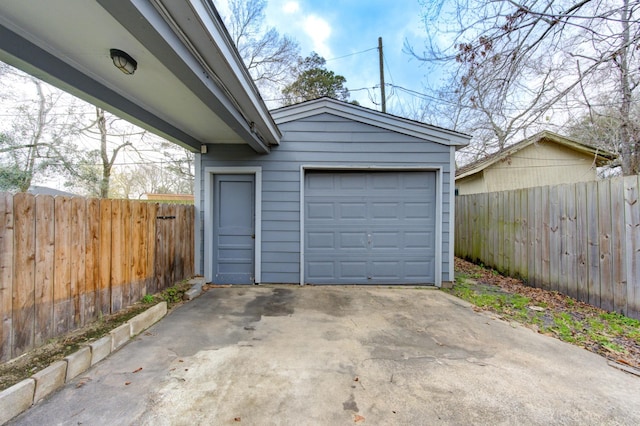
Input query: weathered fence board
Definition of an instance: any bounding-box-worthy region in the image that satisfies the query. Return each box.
[34,195,54,346]
[13,193,36,355]
[0,193,13,361]
[456,177,640,319]
[54,196,71,336]
[575,183,589,302]
[610,178,627,314]
[549,186,560,292]
[0,193,194,362]
[565,185,578,299]
[598,180,613,312]
[626,176,640,319]
[85,199,100,323]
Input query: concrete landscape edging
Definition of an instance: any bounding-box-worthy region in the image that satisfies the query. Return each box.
[0,301,169,425]
[183,277,206,300]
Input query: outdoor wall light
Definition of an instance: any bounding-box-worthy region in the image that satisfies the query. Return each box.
[110,49,137,75]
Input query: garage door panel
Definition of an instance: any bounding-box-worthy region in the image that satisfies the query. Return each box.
[371,173,399,189]
[371,202,400,219]
[405,231,432,249]
[307,261,334,279]
[370,231,400,249]
[339,174,367,190]
[371,261,401,278]
[405,260,434,279]
[305,171,436,284]
[340,232,367,249]
[307,202,334,219]
[340,203,367,219]
[404,173,433,189]
[307,231,334,249]
[307,173,335,190]
[405,202,432,219]
[340,262,368,278]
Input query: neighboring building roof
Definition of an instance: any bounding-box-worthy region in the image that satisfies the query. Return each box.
[142,193,194,203]
[271,97,471,148]
[456,131,616,179]
[28,186,78,197]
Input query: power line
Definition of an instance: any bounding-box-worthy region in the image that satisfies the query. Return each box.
[325,47,377,62]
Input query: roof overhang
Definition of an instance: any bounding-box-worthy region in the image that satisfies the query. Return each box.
[456,131,617,180]
[0,0,280,153]
[271,97,471,148]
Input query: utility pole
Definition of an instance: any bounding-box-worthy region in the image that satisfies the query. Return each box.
[378,36,386,113]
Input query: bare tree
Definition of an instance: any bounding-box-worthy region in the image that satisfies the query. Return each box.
[565,97,640,161]
[0,74,86,191]
[410,0,640,172]
[223,0,300,101]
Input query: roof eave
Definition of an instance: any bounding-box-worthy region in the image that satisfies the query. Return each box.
[272,98,471,147]
[98,0,280,151]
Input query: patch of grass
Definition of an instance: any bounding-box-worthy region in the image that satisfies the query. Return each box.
[449,277,531,318]
[451,258,640,369]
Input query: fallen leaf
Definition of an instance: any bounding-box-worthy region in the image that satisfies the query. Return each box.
[354,414,365,422]
[133,367,143,373]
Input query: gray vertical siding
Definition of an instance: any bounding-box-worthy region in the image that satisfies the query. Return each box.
[199,112,454,283]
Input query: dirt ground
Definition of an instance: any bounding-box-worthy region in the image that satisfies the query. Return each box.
[0,281,193,391]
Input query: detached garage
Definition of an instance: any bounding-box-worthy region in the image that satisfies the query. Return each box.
[195,97,469,286]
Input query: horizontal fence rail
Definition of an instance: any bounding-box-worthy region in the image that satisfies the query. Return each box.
[455,176,640,320]
[0,193,194,362]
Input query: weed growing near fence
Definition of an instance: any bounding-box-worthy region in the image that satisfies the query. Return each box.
[451,258,640,370]
[1,279,195,391]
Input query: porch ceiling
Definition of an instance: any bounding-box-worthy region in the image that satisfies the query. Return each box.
[0,0,279,153]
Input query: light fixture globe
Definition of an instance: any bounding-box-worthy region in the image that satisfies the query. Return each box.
[110,49,137,75]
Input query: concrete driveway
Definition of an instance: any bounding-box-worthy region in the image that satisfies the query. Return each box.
[10,286,640,425]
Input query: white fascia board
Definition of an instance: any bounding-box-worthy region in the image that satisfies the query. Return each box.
[182,0,280,145]
[272,98,470,148]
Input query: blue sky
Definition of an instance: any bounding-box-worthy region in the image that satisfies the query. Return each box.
[261,0,436,112]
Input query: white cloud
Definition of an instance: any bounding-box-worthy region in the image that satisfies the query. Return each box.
[303,15,332,58]
[282,1,299,14]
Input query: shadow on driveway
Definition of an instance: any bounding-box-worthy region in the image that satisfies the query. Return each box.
[11,286,640,425]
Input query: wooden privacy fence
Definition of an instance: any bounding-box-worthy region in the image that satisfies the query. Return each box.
[0,193,194,362]
[455,176,640,320]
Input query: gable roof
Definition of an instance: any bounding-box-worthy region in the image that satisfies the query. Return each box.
[271,97,471,148]
[456,131,616,179]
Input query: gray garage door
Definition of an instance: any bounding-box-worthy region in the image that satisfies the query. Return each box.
[304,171,436,284]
